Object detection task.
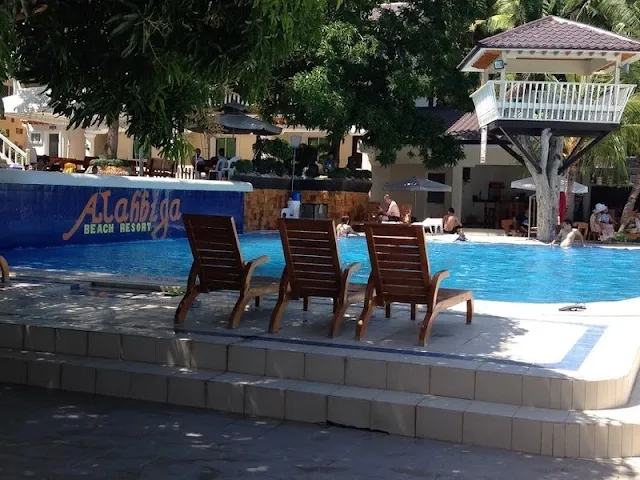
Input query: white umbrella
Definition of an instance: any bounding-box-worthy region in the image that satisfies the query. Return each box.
[511,177,588,195]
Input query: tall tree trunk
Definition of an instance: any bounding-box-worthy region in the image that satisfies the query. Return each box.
[519,130,564,242]
[618,165,640,232]
[565,162,578,221]
[105,118,119,159]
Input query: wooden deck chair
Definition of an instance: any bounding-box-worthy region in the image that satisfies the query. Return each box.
[269,219,365,337]
[174,215,279,328]
[501,219,514,235]
[357,224,473,346]
[574,222,589,238]
[0,256,9,283]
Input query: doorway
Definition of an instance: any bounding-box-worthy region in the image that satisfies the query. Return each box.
[48,133,59,157]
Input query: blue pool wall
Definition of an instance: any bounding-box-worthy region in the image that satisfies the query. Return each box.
[0,170,252,249]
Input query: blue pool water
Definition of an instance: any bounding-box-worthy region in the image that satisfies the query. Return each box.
[4,234,640,303]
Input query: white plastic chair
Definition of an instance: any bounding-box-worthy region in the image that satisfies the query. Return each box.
[418,218,444,234]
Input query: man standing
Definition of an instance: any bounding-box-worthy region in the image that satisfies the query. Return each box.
[378,194,401,221]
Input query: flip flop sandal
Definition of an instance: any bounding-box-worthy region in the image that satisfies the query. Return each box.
[559,304,586,312]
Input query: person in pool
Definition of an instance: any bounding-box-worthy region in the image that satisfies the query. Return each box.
[443,208,463,234]
[551,219,585,248]
[336,216,358,237]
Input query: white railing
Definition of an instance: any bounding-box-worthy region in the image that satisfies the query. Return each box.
[0,131,27,166]
[471,81,636,128]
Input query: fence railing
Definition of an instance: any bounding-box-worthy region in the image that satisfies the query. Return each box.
[471,81,636,128]
[0,131,27,166]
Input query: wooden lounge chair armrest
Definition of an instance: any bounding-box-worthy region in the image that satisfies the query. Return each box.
[340,262,361,303]
[340,262,361,300]
[243,255,270,282]
[187,262,199,286]
[428,269,450,304]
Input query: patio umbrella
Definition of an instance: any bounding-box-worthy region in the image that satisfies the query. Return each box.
[384,176,452,192]
[188,112,282,136]
[511,177,588,194]
[384,176,452,218]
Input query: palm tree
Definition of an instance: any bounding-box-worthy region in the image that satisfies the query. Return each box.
[475,0,639,34]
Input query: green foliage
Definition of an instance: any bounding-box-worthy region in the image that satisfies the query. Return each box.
[254,156,279,175]
[89,158,132,168]
[234,159,254,174]
[258,138,293,163]
[475,0,640,35]
[273,161,286,177]
[305,163,320,178]
[295,144,319,175]
[3,0,327,149]
[160,134,195,167]
[260,0,480,169]
[328,167,349,179]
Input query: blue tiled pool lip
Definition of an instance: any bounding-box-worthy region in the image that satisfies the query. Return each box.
[5,233,640,304]
[174,324,607,372]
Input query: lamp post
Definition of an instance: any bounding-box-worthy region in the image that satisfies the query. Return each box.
[290,135,301,192]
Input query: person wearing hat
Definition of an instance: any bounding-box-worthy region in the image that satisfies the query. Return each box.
[590,203,615,241]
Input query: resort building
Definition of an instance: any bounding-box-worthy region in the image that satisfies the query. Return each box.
[0,79,367,169]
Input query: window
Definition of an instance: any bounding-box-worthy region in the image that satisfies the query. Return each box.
[16,128,23,135]
[307,137,329,150]
[30,132,42,145]
[427,173,446,204]
[215,138,236,157]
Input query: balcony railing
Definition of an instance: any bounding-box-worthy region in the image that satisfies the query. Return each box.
[471,81,636,128]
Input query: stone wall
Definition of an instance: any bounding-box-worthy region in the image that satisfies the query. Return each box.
[244,189,370,231]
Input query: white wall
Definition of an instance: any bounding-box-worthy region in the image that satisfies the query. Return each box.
[370,143,528,222]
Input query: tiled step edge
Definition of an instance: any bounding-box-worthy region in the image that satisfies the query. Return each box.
[1,347,640,459]
[1,322,638,411]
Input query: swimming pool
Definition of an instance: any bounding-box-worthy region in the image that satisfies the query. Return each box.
[4,234,640,303]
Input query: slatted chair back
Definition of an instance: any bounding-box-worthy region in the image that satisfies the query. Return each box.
[183,214,244,291]
[279,219,343,299]
[365,223,431,305]
[574,221,589,238]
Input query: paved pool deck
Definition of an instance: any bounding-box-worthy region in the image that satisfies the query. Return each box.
[4,266,640,383]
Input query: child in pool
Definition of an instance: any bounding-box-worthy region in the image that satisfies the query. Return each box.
[551,219,585,248]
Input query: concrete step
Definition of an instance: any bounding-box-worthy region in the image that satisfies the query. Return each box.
[1,321,638,412]
[2,346,640,459]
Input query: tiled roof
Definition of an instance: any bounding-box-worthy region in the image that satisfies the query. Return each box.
[416,107,464,130]
[446,112,480,141]
[478,16,640,52]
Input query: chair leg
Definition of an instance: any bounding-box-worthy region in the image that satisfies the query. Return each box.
[418,309,438,346]
[410,304,417,320]
[385,303,391,318]
[466,298,474,324]
[229,293,253,329]
[303,297,310,311]
[255,296,261,308]
[329,300,350,338]
[269,295,291,333]
[356,299,376,340]
[332,298,338,314]
[174,289,200,325]
[0,256,8,283]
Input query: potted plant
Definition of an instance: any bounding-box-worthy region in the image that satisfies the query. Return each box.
[87,158,133,176]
